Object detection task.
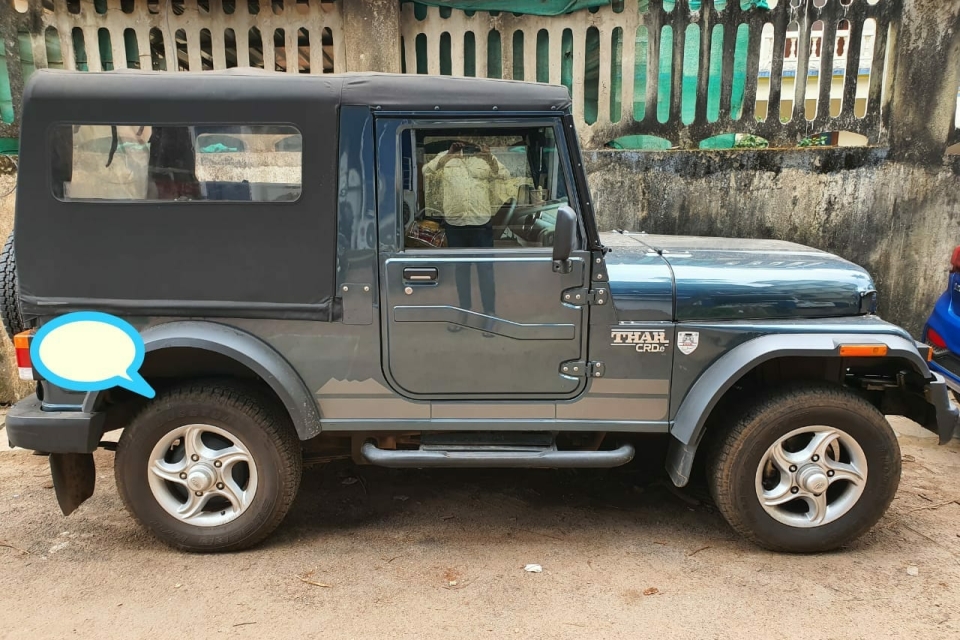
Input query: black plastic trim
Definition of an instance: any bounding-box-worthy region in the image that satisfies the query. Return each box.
[20,296,337,321]
[81,320,324,440]
[5,395,105,453]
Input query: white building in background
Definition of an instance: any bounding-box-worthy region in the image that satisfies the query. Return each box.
[756,19,878,121]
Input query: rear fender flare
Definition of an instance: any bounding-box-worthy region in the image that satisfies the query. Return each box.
[666,332,930,487]
[82,320,323,440]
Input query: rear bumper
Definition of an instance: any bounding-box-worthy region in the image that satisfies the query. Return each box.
[4,395,105,453]
[929,351,960,394]
[924,292,960,394]
[927,373,960,443]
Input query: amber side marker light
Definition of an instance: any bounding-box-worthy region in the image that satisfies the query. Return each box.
[925,346,934,362]
[839,344,888,357]
[13,330,36,380]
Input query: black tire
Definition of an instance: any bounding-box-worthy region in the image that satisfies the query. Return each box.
[115,380,302,552]
[708,383,901,553]
[0,232,25,341]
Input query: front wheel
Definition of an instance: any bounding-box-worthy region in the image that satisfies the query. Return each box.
[708,383,901,553]
[115,381,302,552]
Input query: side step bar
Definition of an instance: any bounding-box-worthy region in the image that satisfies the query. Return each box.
[360,441,635,469]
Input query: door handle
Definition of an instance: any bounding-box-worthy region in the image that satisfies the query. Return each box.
[403,267,439,282]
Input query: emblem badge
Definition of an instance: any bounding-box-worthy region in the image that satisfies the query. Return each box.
[677,331,699,355]
[610,329,670,353]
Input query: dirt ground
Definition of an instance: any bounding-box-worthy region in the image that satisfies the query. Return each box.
[1,415,958,640]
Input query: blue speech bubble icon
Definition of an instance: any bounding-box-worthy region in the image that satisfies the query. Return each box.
[30,311,155,399]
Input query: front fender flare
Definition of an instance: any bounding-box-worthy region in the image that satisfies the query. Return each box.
[82,320,323,440]
[666,332,930,487]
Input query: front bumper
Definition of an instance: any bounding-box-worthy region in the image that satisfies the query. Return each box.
[5,395,105,453]
[926,373,960,443]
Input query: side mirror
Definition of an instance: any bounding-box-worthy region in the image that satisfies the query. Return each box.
[552,205,578,274]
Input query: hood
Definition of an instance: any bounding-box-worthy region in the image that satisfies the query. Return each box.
[602,232,876,321]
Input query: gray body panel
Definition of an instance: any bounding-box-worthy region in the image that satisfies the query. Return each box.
[382,253,587,398]
[602,232,874,321]
[601,236,674,322]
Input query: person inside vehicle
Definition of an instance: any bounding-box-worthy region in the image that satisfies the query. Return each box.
[422,141,511,320]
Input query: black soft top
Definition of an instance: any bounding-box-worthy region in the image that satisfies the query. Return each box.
[15,70,571,321]
[22,69,573,117]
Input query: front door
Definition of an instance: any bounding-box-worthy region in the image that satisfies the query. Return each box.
[378,118,589,400]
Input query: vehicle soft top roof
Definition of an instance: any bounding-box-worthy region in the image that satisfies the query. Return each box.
[22,69,573,116]
[15,70,572,321]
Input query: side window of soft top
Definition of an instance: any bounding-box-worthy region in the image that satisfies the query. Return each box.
[400,124,575,250]
[49,124,303,203]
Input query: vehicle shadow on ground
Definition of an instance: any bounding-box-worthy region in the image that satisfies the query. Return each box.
[269,449,738,552]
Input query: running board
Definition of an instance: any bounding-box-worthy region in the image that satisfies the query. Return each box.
[360,441,635,469]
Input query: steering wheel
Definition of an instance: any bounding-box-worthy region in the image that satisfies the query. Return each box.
[418,207,444,221]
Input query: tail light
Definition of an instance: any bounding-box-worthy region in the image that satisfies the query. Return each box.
[951,246,960,273]
[925,328,948,362]
[925,327,947,350]
[13,330,35,381]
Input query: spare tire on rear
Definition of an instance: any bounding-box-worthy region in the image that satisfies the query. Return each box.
[1,232,25,341]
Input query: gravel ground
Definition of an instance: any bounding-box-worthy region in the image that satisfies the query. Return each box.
[1,414,958,640]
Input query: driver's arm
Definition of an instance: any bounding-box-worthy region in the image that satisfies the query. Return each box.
[478,149,510,180]
[493,158,510,180]
[422,150,450,177]
[485,154,512,206]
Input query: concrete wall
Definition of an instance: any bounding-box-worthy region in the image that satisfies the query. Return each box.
[579,0,960,340]
[585,148,960,338]
[399,0,899,150]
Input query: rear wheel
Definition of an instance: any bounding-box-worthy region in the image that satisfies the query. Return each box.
[708,383,900,553]
[115,381,302,552]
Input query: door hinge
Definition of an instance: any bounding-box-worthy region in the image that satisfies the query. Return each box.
[561,286,609,306]
[560,360,605,378]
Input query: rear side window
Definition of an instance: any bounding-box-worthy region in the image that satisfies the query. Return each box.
[50,124,302,202]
